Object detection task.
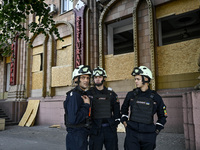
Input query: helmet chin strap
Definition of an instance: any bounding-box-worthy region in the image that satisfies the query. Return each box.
[75,76,80,84]
[142,76,150,85]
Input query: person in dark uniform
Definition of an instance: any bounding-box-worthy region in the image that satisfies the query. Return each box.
[121,66,167,150]
[87,66,121,150]
[64,65,92,150]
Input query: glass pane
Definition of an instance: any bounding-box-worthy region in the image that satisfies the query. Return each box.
[62,0,73,12]
[68,0,73,10]
[63,0,67,12]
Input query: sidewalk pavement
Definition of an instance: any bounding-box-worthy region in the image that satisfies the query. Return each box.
[0,125,185,150]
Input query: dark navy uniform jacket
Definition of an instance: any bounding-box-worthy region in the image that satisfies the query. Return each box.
[121,88,167,133]
[87,86,121,134]
[64,86,90,132]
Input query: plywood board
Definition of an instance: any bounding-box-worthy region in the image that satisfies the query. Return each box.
[32,54,41,72]
[156,0,200,19]
[18,100,40,127]
[0,118,5,131]
[32,45,43,55]
[157,39,200,76]
[25,100,40,127]
[105,52,135,81]
[32,71,43,90]
[56,46,72,66]
[57,36,72,50]
[51,66,72,87]
[56,49,68,66]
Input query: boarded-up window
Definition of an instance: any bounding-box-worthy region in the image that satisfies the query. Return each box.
[32,45,43,90]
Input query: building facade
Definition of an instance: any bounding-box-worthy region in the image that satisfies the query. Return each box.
[0,0,199,135]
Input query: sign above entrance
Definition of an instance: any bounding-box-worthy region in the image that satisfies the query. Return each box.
[74,0,86,68]
[10,36,18,86]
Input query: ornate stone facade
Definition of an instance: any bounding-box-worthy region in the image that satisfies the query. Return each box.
[0,0,199,136]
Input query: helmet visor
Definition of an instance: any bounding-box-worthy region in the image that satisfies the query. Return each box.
[93,69,104,76]
[131,67,143,76]
[78,66,91,74]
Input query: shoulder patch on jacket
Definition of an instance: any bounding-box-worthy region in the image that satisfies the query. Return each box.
[108,87,112,91]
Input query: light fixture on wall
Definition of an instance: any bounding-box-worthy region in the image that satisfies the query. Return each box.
[48,4,57,15]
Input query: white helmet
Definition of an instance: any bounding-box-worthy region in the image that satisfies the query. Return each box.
[131,66,152,79]
[92,66,107,77]
[72,65,91,80]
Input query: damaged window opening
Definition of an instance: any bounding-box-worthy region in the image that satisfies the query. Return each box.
[107,17,134,55]
[158,9,200,46]
[114,29,133,55]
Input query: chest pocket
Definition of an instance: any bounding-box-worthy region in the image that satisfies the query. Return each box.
[130,96,154,124]
[92,93,111,119]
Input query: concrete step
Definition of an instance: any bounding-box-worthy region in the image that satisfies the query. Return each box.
[0,109,16,126]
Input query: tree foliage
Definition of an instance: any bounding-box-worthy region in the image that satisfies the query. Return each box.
[0,0,62,56]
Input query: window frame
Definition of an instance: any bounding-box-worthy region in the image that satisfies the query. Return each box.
[107,17,133,55]
[61,0,73,14]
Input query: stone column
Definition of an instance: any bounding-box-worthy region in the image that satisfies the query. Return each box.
[194,54,200,90]
[183,91,200,150]
[192,91,200,150]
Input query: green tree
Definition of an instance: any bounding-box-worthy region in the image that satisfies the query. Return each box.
[0,0,62,56]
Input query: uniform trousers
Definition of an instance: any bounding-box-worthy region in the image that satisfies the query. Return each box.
[89,125,118,150]
[124,127,157,150]
[66,128,89,150]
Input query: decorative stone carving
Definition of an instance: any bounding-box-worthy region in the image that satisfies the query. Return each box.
[75,0,85,11]
[194,54,200,90]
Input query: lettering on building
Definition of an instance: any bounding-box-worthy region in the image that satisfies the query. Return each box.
[74,0,86,68]
[10,37,18,85]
